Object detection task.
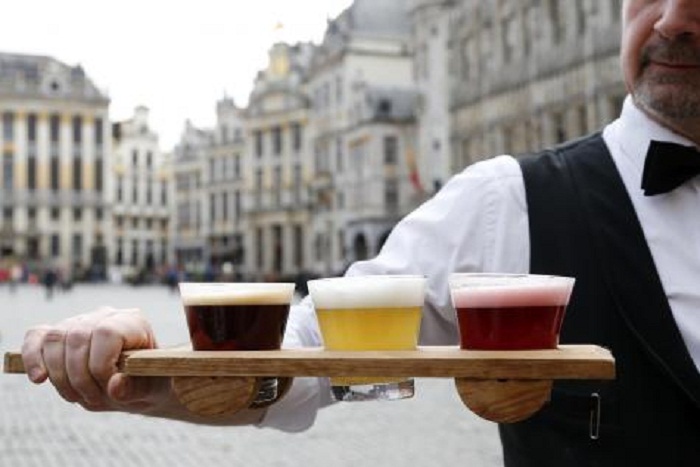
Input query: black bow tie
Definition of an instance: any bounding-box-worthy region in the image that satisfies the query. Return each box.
[641,140,700,196]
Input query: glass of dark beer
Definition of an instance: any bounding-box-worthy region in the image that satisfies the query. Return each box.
[448,274,575,350]
[179,282,295,405]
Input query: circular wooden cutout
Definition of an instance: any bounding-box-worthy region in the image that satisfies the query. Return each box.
[172,376,260,417]
[455,378,553,423]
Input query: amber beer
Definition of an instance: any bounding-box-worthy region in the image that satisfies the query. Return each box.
[309,275,425,401]
[178,282,295,404]
[449,274,575,350]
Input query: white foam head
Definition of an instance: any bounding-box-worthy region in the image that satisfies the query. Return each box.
[449,274,574,309]
[179,282,295,306]
[308,275,426,309]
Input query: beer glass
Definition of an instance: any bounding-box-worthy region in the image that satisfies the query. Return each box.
[308,275,425,401]
[448,273,575,350]
[179,282,295,406]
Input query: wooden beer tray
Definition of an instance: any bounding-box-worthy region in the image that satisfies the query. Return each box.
[4,345,615,423]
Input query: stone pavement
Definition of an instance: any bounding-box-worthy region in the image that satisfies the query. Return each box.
[0,284,503,467]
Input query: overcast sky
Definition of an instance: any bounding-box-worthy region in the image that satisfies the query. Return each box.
[1,0,353,150]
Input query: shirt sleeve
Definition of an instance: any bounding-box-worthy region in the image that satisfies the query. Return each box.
[347,155,530,344]
[259,155,529,431]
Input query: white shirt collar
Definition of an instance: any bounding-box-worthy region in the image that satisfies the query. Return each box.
[607,96,697,180]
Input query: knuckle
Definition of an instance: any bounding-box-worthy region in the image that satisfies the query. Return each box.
[42,328,67,344]
[92,323,118,342]
[65,327,92,350]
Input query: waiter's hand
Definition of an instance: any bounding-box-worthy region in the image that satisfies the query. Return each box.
[21,307,169,413]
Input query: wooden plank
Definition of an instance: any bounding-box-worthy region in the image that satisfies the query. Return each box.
[4,345,615,380]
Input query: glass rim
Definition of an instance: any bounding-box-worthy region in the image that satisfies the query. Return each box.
[178,282,295,306]
[448,273,574,286]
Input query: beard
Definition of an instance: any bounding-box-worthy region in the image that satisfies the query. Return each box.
[632,39,700,119]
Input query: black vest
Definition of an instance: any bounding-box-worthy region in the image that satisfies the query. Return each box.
[499,134,700,466]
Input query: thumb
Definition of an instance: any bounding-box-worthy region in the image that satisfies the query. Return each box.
[108,373,170,407]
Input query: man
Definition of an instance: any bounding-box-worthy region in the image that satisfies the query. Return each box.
[20,1,700,465]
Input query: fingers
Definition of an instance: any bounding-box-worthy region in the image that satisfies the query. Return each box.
[21,325,51,384]
[21,307,158,411]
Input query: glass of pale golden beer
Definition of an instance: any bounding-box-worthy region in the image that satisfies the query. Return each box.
[179,282,295,406]
[448,273,575,350]
[308,275,425,401]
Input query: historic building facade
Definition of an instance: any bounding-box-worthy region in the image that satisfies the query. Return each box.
[408,0,454,193]
[205,97,247,276]
[448,0,625,170]
[111,106,172,281]
[244,42,315,280]
[307,0,417,275]
[0,53,111,280]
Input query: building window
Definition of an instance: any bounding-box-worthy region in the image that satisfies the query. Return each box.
[51,234,61,257]
[50,156,59,191]
[234,190,241,219]
[256,227,264,269]
[146,180,152,205]
[552,111,567,143]
[549,0,566,44]
[294,225,303,268]
[73,208,82,221]
[94,118,103,147]
[50,114,60,143]
[254,130,263,157]
[272,126,283,155]
[72,234,82,262]
[273,166,282,206]
[210,193,216,222]
[293,165,302,203]
[132,149,138,167]
[72,115,82,143]
[116,239,123,266]
[131,239,138,266]
[3,207,13,224]
[2,112,14,141]
[234,154,241,178]
[336,137,343,172]
[222,192,229,222]
[3,151,13,190]
[132,180,138,203]
[27,114,37,142]
[161,182,168,206]
[292,123,302,151]
[255,169,263,207]
[146,151,153,168]
[27,152,37,190]
[384,136,398,165]
[117,177,123,202]
[95,208,103,220]
[73,156,82,191]
[95,158,103,193]
[51,208,60,220]
[502,14,518,63]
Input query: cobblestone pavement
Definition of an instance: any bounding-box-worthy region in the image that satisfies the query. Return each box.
[0,284,503,467]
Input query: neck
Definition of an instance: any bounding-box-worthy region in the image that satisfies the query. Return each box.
[633,98,700,147]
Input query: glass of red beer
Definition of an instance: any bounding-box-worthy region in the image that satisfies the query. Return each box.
[448,274,575,350]
[178,282,295,406]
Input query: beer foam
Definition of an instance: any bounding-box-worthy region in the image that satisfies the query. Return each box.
[450,275,574,309]
[308,275,426,309]
[179,282,295,306]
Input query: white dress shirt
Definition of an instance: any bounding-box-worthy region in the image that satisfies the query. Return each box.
[261,96,700,431]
